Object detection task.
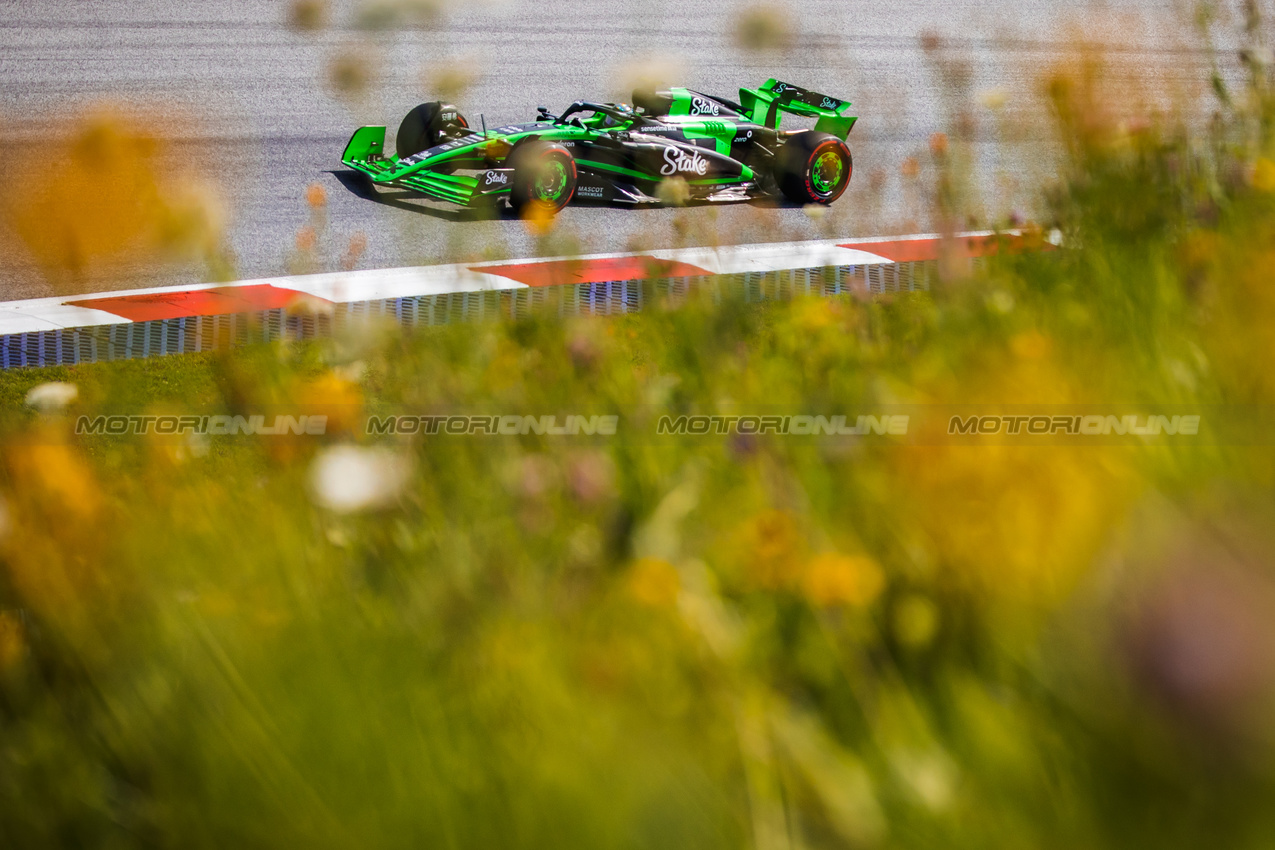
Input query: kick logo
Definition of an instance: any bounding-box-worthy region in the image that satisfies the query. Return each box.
[689,96,720,116]
[661,146,708,176]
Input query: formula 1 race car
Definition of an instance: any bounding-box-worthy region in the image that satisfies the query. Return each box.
[340,80,856,216]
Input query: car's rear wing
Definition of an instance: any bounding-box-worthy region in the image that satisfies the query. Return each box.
[738,80,857,139]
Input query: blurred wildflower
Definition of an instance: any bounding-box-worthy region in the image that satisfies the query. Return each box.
[901,157,920,179]
[791,296,838,333]
[2,112,229,289]
[977,87,1009,110]
[295,225,318,253]
[357,0,442,30]
[309,445,410,513]
[1126,546,1275,750]
[306,182,328,209]
[507,454,559,500]
[7,442,101,519]
[613,56,685,102]
[629,557,681,607]
[1009,330,1051,360]
[294,370,363,435]
[520,201,557,237]
[929,132,949,158]
[1252,157,1275,192]
[329,49,375,99]
[739,510,804,590]
[735,5,792,52]
[802,203,827,220]
[0,494,10,543]
[425,64,475,101]
[288,0,328,30]
[0,611,23,672]
[24,381,78,414]
[159,179,230,259]
[800,552,885,608]
[655,177,690,207]
[341,232,369,271]
[567,524,603,565]
[890,748,957,811]
[893,594,939,648]
[566,321,604,371]
[985,289,1015,314]
[566,450,615,504]
[286,293,336,321]
[328,314,400,366]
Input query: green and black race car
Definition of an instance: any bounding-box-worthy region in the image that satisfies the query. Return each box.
[340,80,856,216]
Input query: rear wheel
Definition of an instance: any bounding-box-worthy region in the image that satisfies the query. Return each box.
[775,132,852,205]
[509,142,577,216]
[395,102,469,159]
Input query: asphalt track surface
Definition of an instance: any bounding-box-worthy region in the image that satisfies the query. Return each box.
[0,0,1240,299]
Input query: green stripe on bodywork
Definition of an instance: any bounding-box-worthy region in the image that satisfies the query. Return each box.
[422,171,479,188]
[688,175,748,186]
[576,160,651,181]
[400,174,473,204]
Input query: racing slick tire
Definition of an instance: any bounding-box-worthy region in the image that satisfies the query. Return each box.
[396,102,469,159]
[776,131,852,205]
[508,142,578,217]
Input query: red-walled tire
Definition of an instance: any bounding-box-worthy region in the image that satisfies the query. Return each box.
[776,132,852,205]
[509,142,577,216]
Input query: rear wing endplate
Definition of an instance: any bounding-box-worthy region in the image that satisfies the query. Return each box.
[738,80,857,139]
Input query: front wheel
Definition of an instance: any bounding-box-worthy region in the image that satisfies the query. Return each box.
[775,132,852,205]
[396,102,469,159]
[508,142,577,217]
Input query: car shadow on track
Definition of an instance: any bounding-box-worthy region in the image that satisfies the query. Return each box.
[330,169,801,221]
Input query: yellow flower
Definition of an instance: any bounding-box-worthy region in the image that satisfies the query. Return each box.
[1253,157,1275,192]
[629,558,681,607]
[801,553,885,608]
[521,201,557,237]
[893,594,940,647]
[1010,331,1052,360]
[0,611,23,672]
[792,296,838,333]
[740,510,805,590]
[8,443,101,519]
[294,371,363,435]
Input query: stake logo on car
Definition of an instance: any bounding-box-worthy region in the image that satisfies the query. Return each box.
[661,146,708,176]
[689,96,721,116]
